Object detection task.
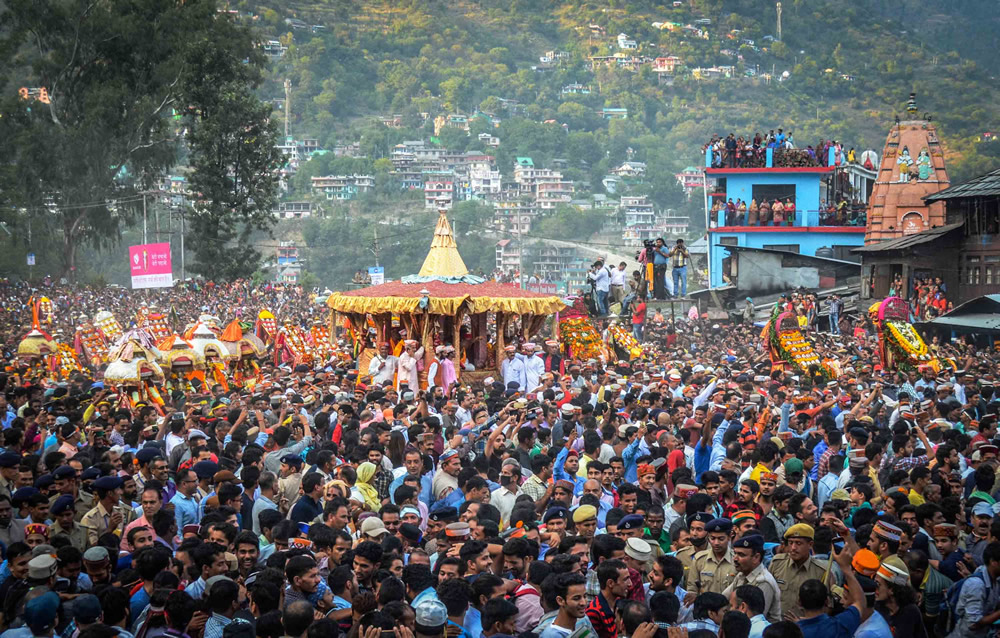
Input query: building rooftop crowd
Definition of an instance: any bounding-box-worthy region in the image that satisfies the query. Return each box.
[704,132,859,172]
[0,279,997,638]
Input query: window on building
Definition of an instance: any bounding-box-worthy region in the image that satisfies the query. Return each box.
[763,244,801,253]
[719,237,739,246]
[752,184,796,205]
[988,267,993,285]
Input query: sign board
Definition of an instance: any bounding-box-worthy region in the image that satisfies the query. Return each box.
[368,267,385,286]
[527,282,558,295]
[129,242,173,288]
[26,253,35,266]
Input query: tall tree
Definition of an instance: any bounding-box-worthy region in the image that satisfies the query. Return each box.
[0,0,278,280]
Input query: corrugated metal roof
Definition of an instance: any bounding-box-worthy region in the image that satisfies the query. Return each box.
[925,313,1000,331]
[852,222,963,252]
[925,167,1000,202]
[724,244,859,266]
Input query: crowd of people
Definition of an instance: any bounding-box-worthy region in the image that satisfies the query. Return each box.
[703,132,863,172]
[0,276,997,638]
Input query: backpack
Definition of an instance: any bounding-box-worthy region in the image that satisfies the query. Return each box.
[944,568,988,633]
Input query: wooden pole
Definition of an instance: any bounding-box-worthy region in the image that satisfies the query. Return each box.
[453,310,463,386]
[495,312,505,376]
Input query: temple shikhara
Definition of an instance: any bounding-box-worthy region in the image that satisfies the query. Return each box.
[864,94,952,242]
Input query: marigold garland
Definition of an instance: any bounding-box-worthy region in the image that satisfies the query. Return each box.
[559,316,604,361]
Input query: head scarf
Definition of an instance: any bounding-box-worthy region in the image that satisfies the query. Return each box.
[355,462,381,511]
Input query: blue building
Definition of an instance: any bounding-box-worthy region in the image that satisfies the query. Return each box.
[704,146,874,289]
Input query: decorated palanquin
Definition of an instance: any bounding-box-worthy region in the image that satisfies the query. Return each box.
[157,334,207,392]
[764,306,835,380]
[559,297,607,362]
[220,320,265,389]
[189,323,234,392]
[256,309,278,345]
[274,322,315,367]
[143,310,172,342]
[75,323,110,365]
[103,334,167,412]
[310,323,336,362]
[37,297,54,325]
[872,297,939,372]
[607,323,648,361]
[94,310,124,342]
[51,343,84,379]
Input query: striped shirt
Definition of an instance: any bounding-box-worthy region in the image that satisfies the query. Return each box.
[585,593,617,638]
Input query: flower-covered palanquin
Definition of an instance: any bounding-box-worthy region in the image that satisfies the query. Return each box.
[872,297,939,372]
[765,307,835,380]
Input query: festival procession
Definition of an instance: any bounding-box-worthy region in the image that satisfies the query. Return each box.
[3,1,1000,637]
[1,190,1000,638]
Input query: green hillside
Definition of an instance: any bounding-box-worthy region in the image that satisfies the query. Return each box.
[255,0,1000,181]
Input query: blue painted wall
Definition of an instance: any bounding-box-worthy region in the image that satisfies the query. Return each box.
[707,229,864,288]
[715,171,824,226]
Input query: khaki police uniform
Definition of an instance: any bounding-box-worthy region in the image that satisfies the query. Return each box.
[768,553,827,618]
[48,490,94,523]
[723,562,783,624]
[80,501,134,547]
[49,520,87,552]
[674,545,699,589]
[691,546,737,595]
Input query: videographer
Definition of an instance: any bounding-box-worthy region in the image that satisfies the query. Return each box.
[652,238,669,299]
[588,259,611,316]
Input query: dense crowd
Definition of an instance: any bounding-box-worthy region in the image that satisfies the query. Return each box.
[0,279,998,638]
[703,132,854,171]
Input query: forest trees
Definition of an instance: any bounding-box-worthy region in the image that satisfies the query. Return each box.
[0,0,280,281]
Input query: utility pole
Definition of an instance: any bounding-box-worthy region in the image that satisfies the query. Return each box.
[142,193,147,244]
[180,206,185,282]
[284,79,292,140]
[702,170,712,290]
[371,226,380,267]
[776,2,782,41]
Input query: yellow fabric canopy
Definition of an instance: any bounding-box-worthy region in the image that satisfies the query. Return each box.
[326,292,564,317]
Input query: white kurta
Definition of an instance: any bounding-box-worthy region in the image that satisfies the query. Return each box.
[501,356,527,392]
[396,347,424,390]
[523,354,545,392]
[368,354,398,386]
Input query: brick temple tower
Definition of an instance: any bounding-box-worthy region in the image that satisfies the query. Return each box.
[864,94,951,243]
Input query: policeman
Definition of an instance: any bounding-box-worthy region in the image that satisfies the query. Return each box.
[80,476,134,547]
[48,466,93,523]
[618,514,645,539]
[543,506,570,538]
[768,523,827,618]
[0,452,21,500]
[691,518,737,595]
[723,534,782,623]
[48,494,87,552]
[675,512,713,589]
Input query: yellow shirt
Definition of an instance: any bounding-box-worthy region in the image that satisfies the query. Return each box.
[908,489,926,506]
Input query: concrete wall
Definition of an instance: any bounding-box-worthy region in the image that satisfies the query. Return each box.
[708,228,865,288]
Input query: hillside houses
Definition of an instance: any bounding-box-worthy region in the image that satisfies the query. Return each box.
[617,33,637,50]
[311,175,374,201]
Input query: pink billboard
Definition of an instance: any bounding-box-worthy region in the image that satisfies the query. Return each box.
[129,242,173,288]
